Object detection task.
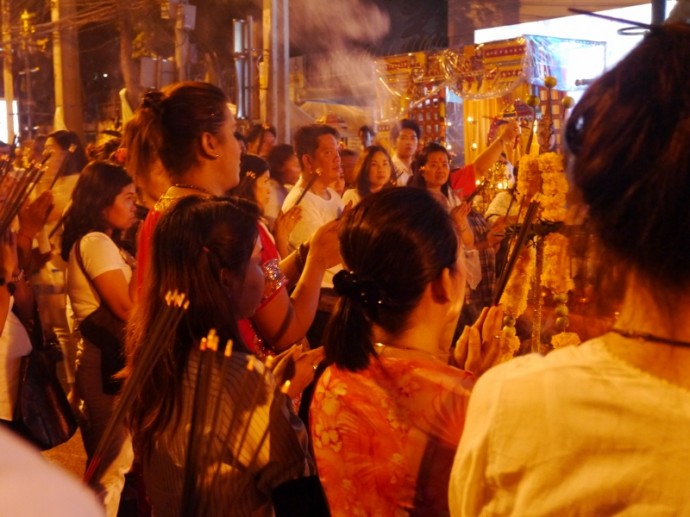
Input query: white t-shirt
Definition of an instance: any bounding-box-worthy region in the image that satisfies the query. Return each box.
[281,186,343,252]
[281,186,343,288]
[449,338,690,516]
[66,232,132,323]
[0,298,32,420]
[341,189,362,207]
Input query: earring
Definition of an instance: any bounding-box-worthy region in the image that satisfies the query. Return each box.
[315,168,322,176]
[211,152,220,159]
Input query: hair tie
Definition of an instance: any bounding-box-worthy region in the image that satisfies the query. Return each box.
[202,246,210,253]
[141,89,164,116]
[333,270,388,309]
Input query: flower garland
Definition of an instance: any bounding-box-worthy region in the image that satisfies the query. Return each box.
[500,151,580,353]
[542,233,574,294]
[499,245,534,362]
[537,153,569,222]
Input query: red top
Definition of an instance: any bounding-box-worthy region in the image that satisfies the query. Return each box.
[449,163,477,200]
[136,205,286,357]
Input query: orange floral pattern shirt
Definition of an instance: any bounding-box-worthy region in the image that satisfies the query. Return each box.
[310,354,475,516]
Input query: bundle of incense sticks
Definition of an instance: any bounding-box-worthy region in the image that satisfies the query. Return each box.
[493,200,540,305]
[293,173,319,206]
[84,291,189,483]
[0,160,47,235]
[47,144,77,190]
[181,339,295,516]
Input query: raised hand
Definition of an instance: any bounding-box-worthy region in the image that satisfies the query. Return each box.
[454,305,504,376]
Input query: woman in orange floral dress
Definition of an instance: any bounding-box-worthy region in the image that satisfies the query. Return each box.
[310,187,502,516]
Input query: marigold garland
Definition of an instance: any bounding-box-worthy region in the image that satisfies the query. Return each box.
[503,152,580,351]
[542,233,574,294]
[499,245,534,321]
[518,152,568,222]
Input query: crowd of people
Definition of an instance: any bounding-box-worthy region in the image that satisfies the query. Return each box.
[0,21,689,516]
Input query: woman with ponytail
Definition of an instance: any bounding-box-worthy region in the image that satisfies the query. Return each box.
[309,187,502,515]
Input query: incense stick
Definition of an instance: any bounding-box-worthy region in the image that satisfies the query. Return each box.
[493,201,540,305]
[0,163,45,235]
[48,144,77,191]
[293,174,319,206]
[183,338,299,514]
[181,333,215,516]
[226,380,292,508]
[84,292,189,483]
[196,339,234,517]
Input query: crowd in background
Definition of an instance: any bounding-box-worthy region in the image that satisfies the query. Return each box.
[0,21,689,516]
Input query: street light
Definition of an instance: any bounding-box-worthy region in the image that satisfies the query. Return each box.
[20,10,36,139]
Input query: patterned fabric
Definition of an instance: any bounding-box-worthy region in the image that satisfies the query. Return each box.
[310,353,475,516]
[464,209,496,309]
[144,351,312,517]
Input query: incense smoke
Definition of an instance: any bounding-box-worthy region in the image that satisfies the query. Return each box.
[289,0,390,101]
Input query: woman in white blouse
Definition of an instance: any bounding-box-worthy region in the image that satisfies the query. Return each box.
[61,161,138,514]
[450,23,690,516]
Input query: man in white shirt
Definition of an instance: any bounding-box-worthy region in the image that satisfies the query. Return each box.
[282,124,344,254]
[281,124,344,346]
[390,118,420,186]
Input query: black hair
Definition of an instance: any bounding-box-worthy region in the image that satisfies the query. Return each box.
[294,124,339,170]
[46,130,88,175]
[125,195,259,454]
[565,23,690,291]
[133,82,229,179]
[324,187,458,371]
[60,161,133,261]
[230,153,269,207]
[353,145,394,198]
[410,142,452,198]
[266,144,297,184]
[391,118,421,141]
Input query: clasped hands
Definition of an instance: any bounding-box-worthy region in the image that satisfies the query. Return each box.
[453,305,504,377]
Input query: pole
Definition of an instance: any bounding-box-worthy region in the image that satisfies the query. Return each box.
[1,0,14,144]
[20,11,33,139]
[651,0,665,24]
[51,0,83,136]
[175,3,187,81]
[262,0,290,142]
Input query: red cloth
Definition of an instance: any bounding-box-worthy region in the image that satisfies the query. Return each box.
[449,163,477,200]
[135,207,285,356]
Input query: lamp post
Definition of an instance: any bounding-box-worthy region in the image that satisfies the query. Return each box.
[19,10,35,139]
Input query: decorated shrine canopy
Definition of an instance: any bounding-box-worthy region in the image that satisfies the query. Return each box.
[376,35,606,119]
[449,35,606,98]
[375,35,606,159]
